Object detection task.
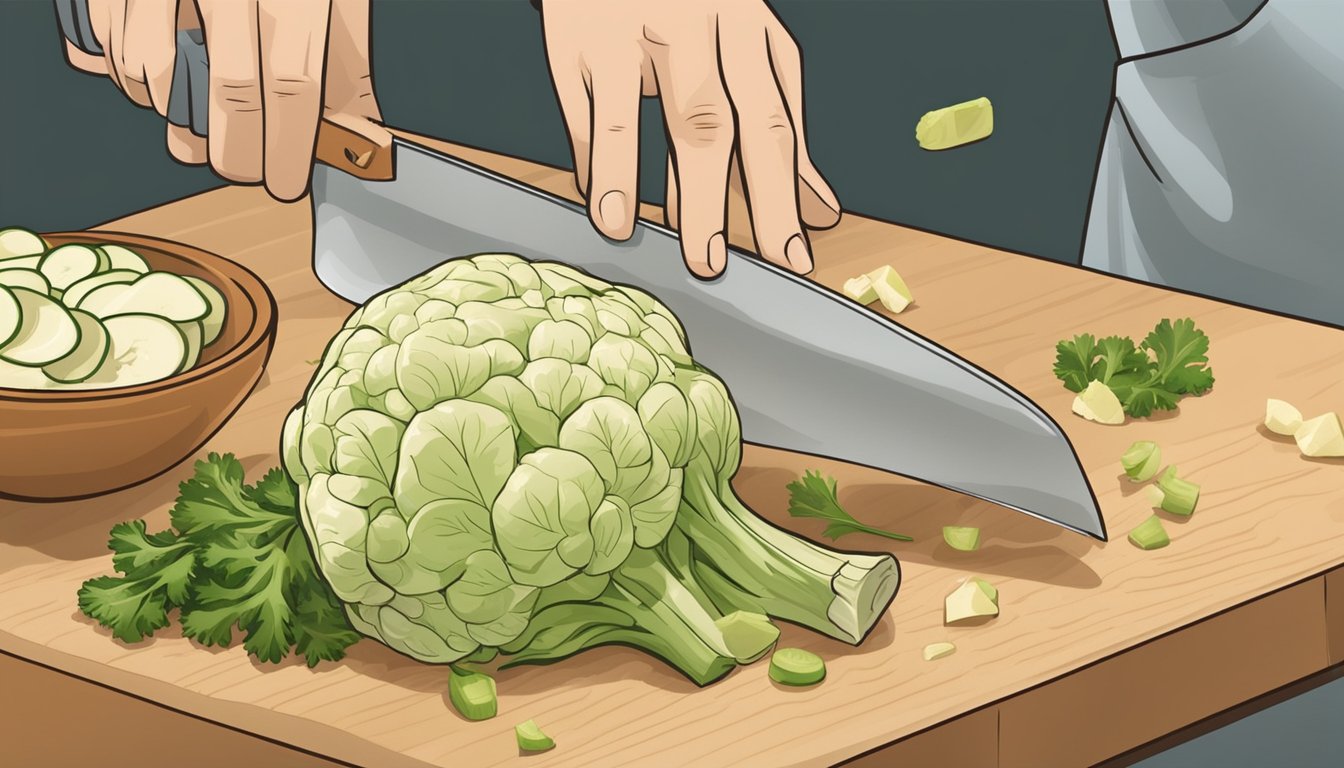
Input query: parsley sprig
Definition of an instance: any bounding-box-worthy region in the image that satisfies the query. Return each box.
[786,470,913,542]
[1052,318,1214,418]
[77,454,359,667]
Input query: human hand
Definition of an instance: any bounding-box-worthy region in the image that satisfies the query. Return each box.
[542,0,841,278]
[62,0,384,202]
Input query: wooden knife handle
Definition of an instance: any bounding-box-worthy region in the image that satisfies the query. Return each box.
[316,114,396,181]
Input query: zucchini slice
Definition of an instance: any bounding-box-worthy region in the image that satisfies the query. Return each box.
[62,269,140,308]
[72,313,187,389]
[2,255,41,271]
[182,275,228,346]
[177,320,204,373]
[99,244,150,273]
[80,271,209,322]
[0,288,81,366]
[39,244,103,291]
[0,228,45,261]
[0,268,50,295]
[43,310,110,384]
[0,286,18,348]
[0,358,56,389]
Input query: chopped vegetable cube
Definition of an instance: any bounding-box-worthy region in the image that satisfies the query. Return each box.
[768,647,826,686]
[1127,515,1170,550]
[945,577,998,624]
[842,274,878,304]
[1264,399,1303,436]
[1120,441,1162,482]
[1154,467,1200,517]
[515,719,555,752]
[916,97,994,151]
[449,667,498,721]
[922,641,957,661]
[715,611,780,663]
[1072,380,1125,425]
[866,265,914,313]
[942,526,981,552]
[1295,412,1344,458]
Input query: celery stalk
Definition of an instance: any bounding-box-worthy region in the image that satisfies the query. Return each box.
[1127,515,1170,550]
[941,526,981,552]
[449,666,498,721]
[1156,467,1200,517]
[1120,441,1162,482]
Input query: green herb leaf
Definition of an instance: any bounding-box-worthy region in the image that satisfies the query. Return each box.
[1142,318,1214,396]
[77,454,359,666]
[1116,379,1182,418]
[786,471,912,542]
[170,453,296,543]
[1093,335,1155,385]
[1052,334,1097,393]
[77,521,195,643]
[182,541,297,663]
[1052,319,1214,420]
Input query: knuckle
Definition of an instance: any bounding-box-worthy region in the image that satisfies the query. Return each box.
[744,108,794,144]
[266,72,318,101]
[673,104,733,149]
[213,77,263,112]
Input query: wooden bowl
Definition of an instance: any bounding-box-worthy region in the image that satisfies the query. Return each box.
[0,231,277,501]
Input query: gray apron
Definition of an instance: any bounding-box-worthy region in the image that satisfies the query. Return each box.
[1082,0,1344,327]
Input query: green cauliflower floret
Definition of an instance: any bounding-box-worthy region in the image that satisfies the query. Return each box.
[282,255,899,684]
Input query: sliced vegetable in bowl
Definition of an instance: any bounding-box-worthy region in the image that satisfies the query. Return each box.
[0,287,80,366]
[0,227,46,260]
[0,228,230,392]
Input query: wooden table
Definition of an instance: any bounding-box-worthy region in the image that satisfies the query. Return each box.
[4,134,1344,768]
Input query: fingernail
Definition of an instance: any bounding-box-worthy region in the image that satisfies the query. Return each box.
[707,233,726,275]
[597,190,628,237]
[784,234,813,274]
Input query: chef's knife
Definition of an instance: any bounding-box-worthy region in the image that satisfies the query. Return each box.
[59,11,1106,540]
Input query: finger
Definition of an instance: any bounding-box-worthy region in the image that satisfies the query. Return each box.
[585,50,644,241]
[649,18,732,278]
[326,0,384,123]
[167,122,209,165]
[720,16,811,274]
[88,0,130,97]
[200,0,263,183]
[664,153,679,230]
[122,0,177,116]
[64,39,109,75]
[258,0,330,201]
[542,23,592,199]
[764,16,840,230]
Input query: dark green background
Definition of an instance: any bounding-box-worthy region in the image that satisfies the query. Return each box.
[3,1,1339,765]
[1,0,1116,264]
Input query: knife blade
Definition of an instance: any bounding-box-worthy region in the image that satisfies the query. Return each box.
[312,140,1106,540]
[58,7,1104,539]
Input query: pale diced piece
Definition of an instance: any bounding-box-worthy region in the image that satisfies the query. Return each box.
[1264,399,1303,436]
[842,274,878,305]
[916,97,994,151]
[1072,380,1124,425]
[944,577,999,625]
[923,641,957,661]
[866,265,914,313]
[1295,413,1344,458]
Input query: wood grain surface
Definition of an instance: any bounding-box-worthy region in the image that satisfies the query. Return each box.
[2,134,1343,768]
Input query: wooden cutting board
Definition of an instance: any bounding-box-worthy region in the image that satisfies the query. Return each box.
[3,132,1343,768]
